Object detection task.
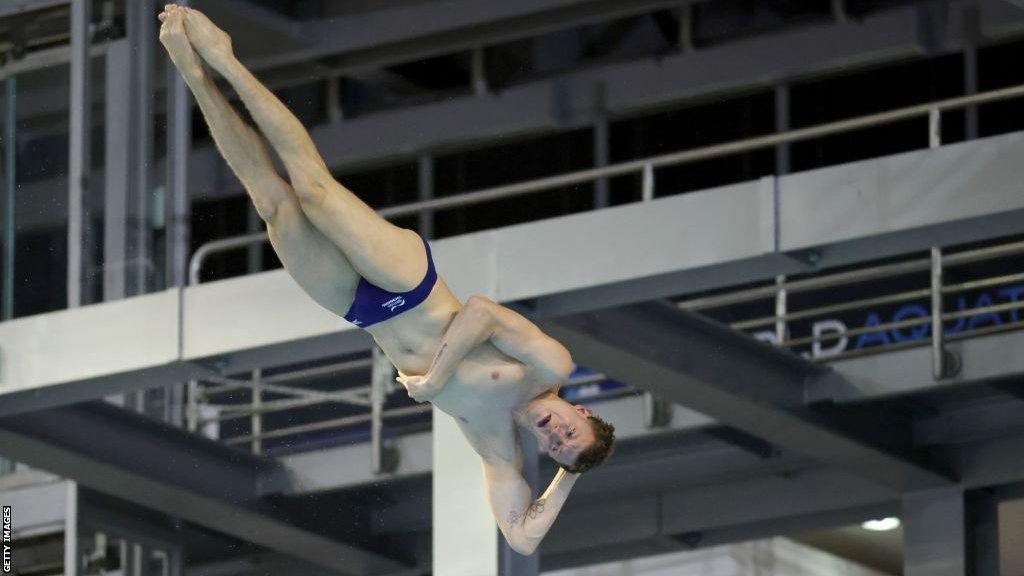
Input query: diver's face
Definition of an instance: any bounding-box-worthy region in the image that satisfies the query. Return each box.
[533,404,595,466]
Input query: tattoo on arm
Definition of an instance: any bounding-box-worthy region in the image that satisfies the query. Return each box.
[428,342,448,374]
[506,498,545,528]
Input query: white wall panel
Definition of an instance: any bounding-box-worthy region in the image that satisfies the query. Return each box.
[0,290,178,396]
[494,179,774,302]
[779,131,1024,251]
[181,269,352,360]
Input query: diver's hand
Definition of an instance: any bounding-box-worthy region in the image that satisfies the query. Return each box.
[396,372,442,403]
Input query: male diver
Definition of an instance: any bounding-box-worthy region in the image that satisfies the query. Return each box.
[158,4,615,555]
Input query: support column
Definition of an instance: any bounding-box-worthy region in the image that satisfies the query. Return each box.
[903,488,966,576]
[963,2,979,141]
[68,0,92,308]
[966,490,999,576]
[433,406,497,576]
[64,482,79,576]
[104,39,130,301]
[2,76,14,320]
[774,84,790,174]
[165,47,191,290]
[127,0,155,296]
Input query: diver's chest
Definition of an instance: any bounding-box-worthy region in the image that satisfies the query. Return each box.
[434,362,528,422]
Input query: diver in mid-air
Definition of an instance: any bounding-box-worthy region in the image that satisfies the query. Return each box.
[158,4,614,555]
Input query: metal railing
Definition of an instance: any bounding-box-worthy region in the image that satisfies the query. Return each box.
[189,353,620,455]
[678,237,1024,377]
[188,81,1024,285]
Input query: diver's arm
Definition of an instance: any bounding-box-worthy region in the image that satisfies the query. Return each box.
[409,295,573,403]
[483,457,580,556]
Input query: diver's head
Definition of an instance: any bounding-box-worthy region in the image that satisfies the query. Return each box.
[516,391,616,472]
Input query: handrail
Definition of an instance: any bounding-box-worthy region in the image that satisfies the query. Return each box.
[686,234,1024,368]
[188,82,1024,285]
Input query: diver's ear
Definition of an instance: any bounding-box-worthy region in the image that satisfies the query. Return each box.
[574,405,593,418]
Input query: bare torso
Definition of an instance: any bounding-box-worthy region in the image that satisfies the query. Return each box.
[365,277,554,462]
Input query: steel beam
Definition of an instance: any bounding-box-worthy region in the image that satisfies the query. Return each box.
[248,0,688,73]
[542,301,953,491]
[0,402,416,576]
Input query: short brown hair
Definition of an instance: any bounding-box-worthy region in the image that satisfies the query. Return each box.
[563,414,615,474]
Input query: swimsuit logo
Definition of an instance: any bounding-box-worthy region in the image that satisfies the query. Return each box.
[352,319,363,326]
[382,296,406,312]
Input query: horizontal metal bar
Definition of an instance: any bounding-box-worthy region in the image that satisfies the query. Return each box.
[224,404,431,445]
[262,358,373,384]
[189,232,268,285]
[732,269,1024,331]
[201,374,371,406]
[204,371,609,423]
[731,288,932,330]
[199,358,373,396]
[378,84,1024,220]
[190,82,1024,286]
[942,271,1024,294]
[944,238,1024,267]
[783,315,931,348]
[778,299,1024,348]
[942,299,1024,323]
[814,319,1024,363]
[680,258,931,311]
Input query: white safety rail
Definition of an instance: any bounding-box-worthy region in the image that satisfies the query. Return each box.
[189,82,1024,284]
[678,237,1024,378]
[190,356,619,456]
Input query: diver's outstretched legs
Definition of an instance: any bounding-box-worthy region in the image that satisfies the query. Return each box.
[159,6,359,315]
[170,4,428,293]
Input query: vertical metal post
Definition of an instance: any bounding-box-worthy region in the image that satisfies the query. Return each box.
[775,275,787,346]
[471,46,488,96]
[929,107,941,149]
[326,76,343,124]
[127,0,155,296]
[64,482,79,576]
[963,3,979,141]
[931,247,945,380]
[418,154,434,239]
[371,346,394,474]
[68,0,92,309]
[104,39,130,302]
[186,380,199,432]
[774,85,790,174]
[678,2,694,52]
[966,490,999,576]
[3,76,15,321]
[641,163,654,201]
[166,0,191,290]
[251,369,262,455]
